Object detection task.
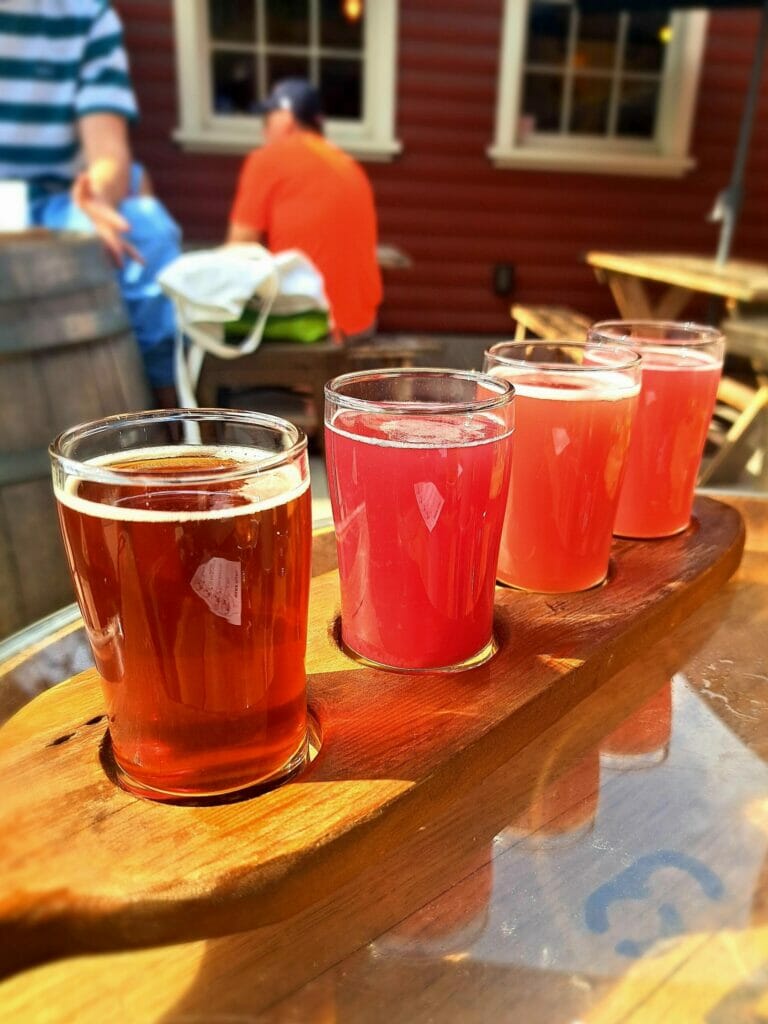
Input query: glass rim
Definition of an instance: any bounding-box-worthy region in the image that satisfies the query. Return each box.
[484,340,641,372]
[588,320,725,348]
[49,407,308,487]
[324,367,515,416]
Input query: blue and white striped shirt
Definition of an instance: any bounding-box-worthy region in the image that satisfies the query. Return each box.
[0,0,137,187]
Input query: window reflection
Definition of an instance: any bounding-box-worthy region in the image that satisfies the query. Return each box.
[320,59,363,120]
[570,75,611,134]
[527,2,569,66]
[208,0,255,43]
[208,0,366,122]
[626,12,669,72]
[575,12,617,71]
[212,51,257,114]
[523,72,563,133]
[266,0,309,47]
[522,1,666,141]
[617,78,660,138]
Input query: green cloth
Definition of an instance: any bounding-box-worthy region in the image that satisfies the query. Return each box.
[225,307,329,345]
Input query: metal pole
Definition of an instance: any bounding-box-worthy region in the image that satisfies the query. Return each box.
[715,0,768,266]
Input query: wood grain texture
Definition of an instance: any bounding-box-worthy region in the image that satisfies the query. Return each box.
[0,235,152,638]
[0,234,112,303]
[585,253,768,305]
[510,304,592,340]
[0,497,744,978]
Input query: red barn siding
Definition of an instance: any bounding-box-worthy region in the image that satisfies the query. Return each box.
[116,0,768,334]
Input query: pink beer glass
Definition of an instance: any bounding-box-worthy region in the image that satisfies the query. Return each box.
[588,321,724,539]
[324,368,515,672]
[484,342,640,593]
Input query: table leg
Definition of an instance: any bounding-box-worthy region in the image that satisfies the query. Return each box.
[602,272,655,318]
[600,272,693,321]
[654,285,693,320]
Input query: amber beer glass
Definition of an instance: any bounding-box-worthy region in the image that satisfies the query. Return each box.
[50,409,312,801]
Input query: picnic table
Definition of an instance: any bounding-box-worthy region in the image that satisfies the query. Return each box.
[585,250,768,319]
[0,494,766,1023]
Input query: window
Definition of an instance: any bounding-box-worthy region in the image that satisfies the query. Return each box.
[173,0,400,160]
[489,0,709,176]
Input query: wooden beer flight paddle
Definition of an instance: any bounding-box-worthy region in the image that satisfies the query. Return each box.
[0,497,744,977]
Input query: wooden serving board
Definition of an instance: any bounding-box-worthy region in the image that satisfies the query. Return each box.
[0,497,744,978]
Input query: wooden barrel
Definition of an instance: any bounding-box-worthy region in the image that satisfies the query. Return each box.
[0,232,152,639]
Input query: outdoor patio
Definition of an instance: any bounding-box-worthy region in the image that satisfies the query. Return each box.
[1,1,768,1022]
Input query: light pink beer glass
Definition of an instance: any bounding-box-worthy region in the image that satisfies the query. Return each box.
[325,369,514,672]
[588,321,724,539]
[484,342,640,593]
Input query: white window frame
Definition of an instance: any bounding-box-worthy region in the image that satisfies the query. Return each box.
[489,1,709,177]
[172,0,401,161]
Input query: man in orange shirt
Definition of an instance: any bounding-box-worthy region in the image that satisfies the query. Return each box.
[228,79,382,340]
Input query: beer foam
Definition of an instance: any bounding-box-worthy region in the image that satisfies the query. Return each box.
[490,368,640,402]
[55,445,309,522]
[327,411,512,449]
[634,349,723,372]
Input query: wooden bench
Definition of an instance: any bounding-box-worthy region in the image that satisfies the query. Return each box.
[196,337,441,450]
[700,315,768,486]
[511,304,592,341]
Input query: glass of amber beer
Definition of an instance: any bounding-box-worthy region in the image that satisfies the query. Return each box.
[50,409,312,802]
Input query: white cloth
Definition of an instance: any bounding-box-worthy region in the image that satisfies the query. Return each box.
[157,244,329,408]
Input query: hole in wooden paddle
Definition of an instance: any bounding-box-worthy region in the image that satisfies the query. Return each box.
[48,733,75,747]
[330,613,343,651]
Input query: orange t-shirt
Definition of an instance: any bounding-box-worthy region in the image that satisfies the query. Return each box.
[229,132,382,335]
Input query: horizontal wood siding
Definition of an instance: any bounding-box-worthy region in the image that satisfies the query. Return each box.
[116,0,768,333]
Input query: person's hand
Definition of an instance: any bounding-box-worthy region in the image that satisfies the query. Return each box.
[71,170,143,266]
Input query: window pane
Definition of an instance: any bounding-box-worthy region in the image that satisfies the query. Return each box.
[266,55,311,91]
[526,2,569,66]
[575,12,618,71]
[617,78,659,137]
[522,73,563,132]
[320,58,362,119]
[570,76,611,134]
[320,0,364,50]
[208,0,255,43]
[212,51,257,113]
[625,13,669,72]
[266,0,309,46]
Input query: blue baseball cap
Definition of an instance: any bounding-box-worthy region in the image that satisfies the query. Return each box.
[256,78,323,128]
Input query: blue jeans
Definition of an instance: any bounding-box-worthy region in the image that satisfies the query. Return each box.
[30,166,181,388]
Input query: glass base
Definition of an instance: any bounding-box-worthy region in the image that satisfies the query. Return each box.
[371,907,491,959]
[613,518,692,540]
[341,634,498,675]
[496,817,596,851]
[110,715,321,805]
[600,744,669,771]
[496,571,608,595]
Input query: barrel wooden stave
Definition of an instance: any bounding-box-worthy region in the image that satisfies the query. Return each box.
[0,234,152,639]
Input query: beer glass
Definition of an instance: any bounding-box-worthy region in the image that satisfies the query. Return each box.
[50,409,312,802]
[588,321,725,538]
[324,368,515,672]
[484,342,641,593]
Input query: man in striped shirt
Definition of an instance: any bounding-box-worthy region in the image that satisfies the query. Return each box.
[0,0,180,399]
